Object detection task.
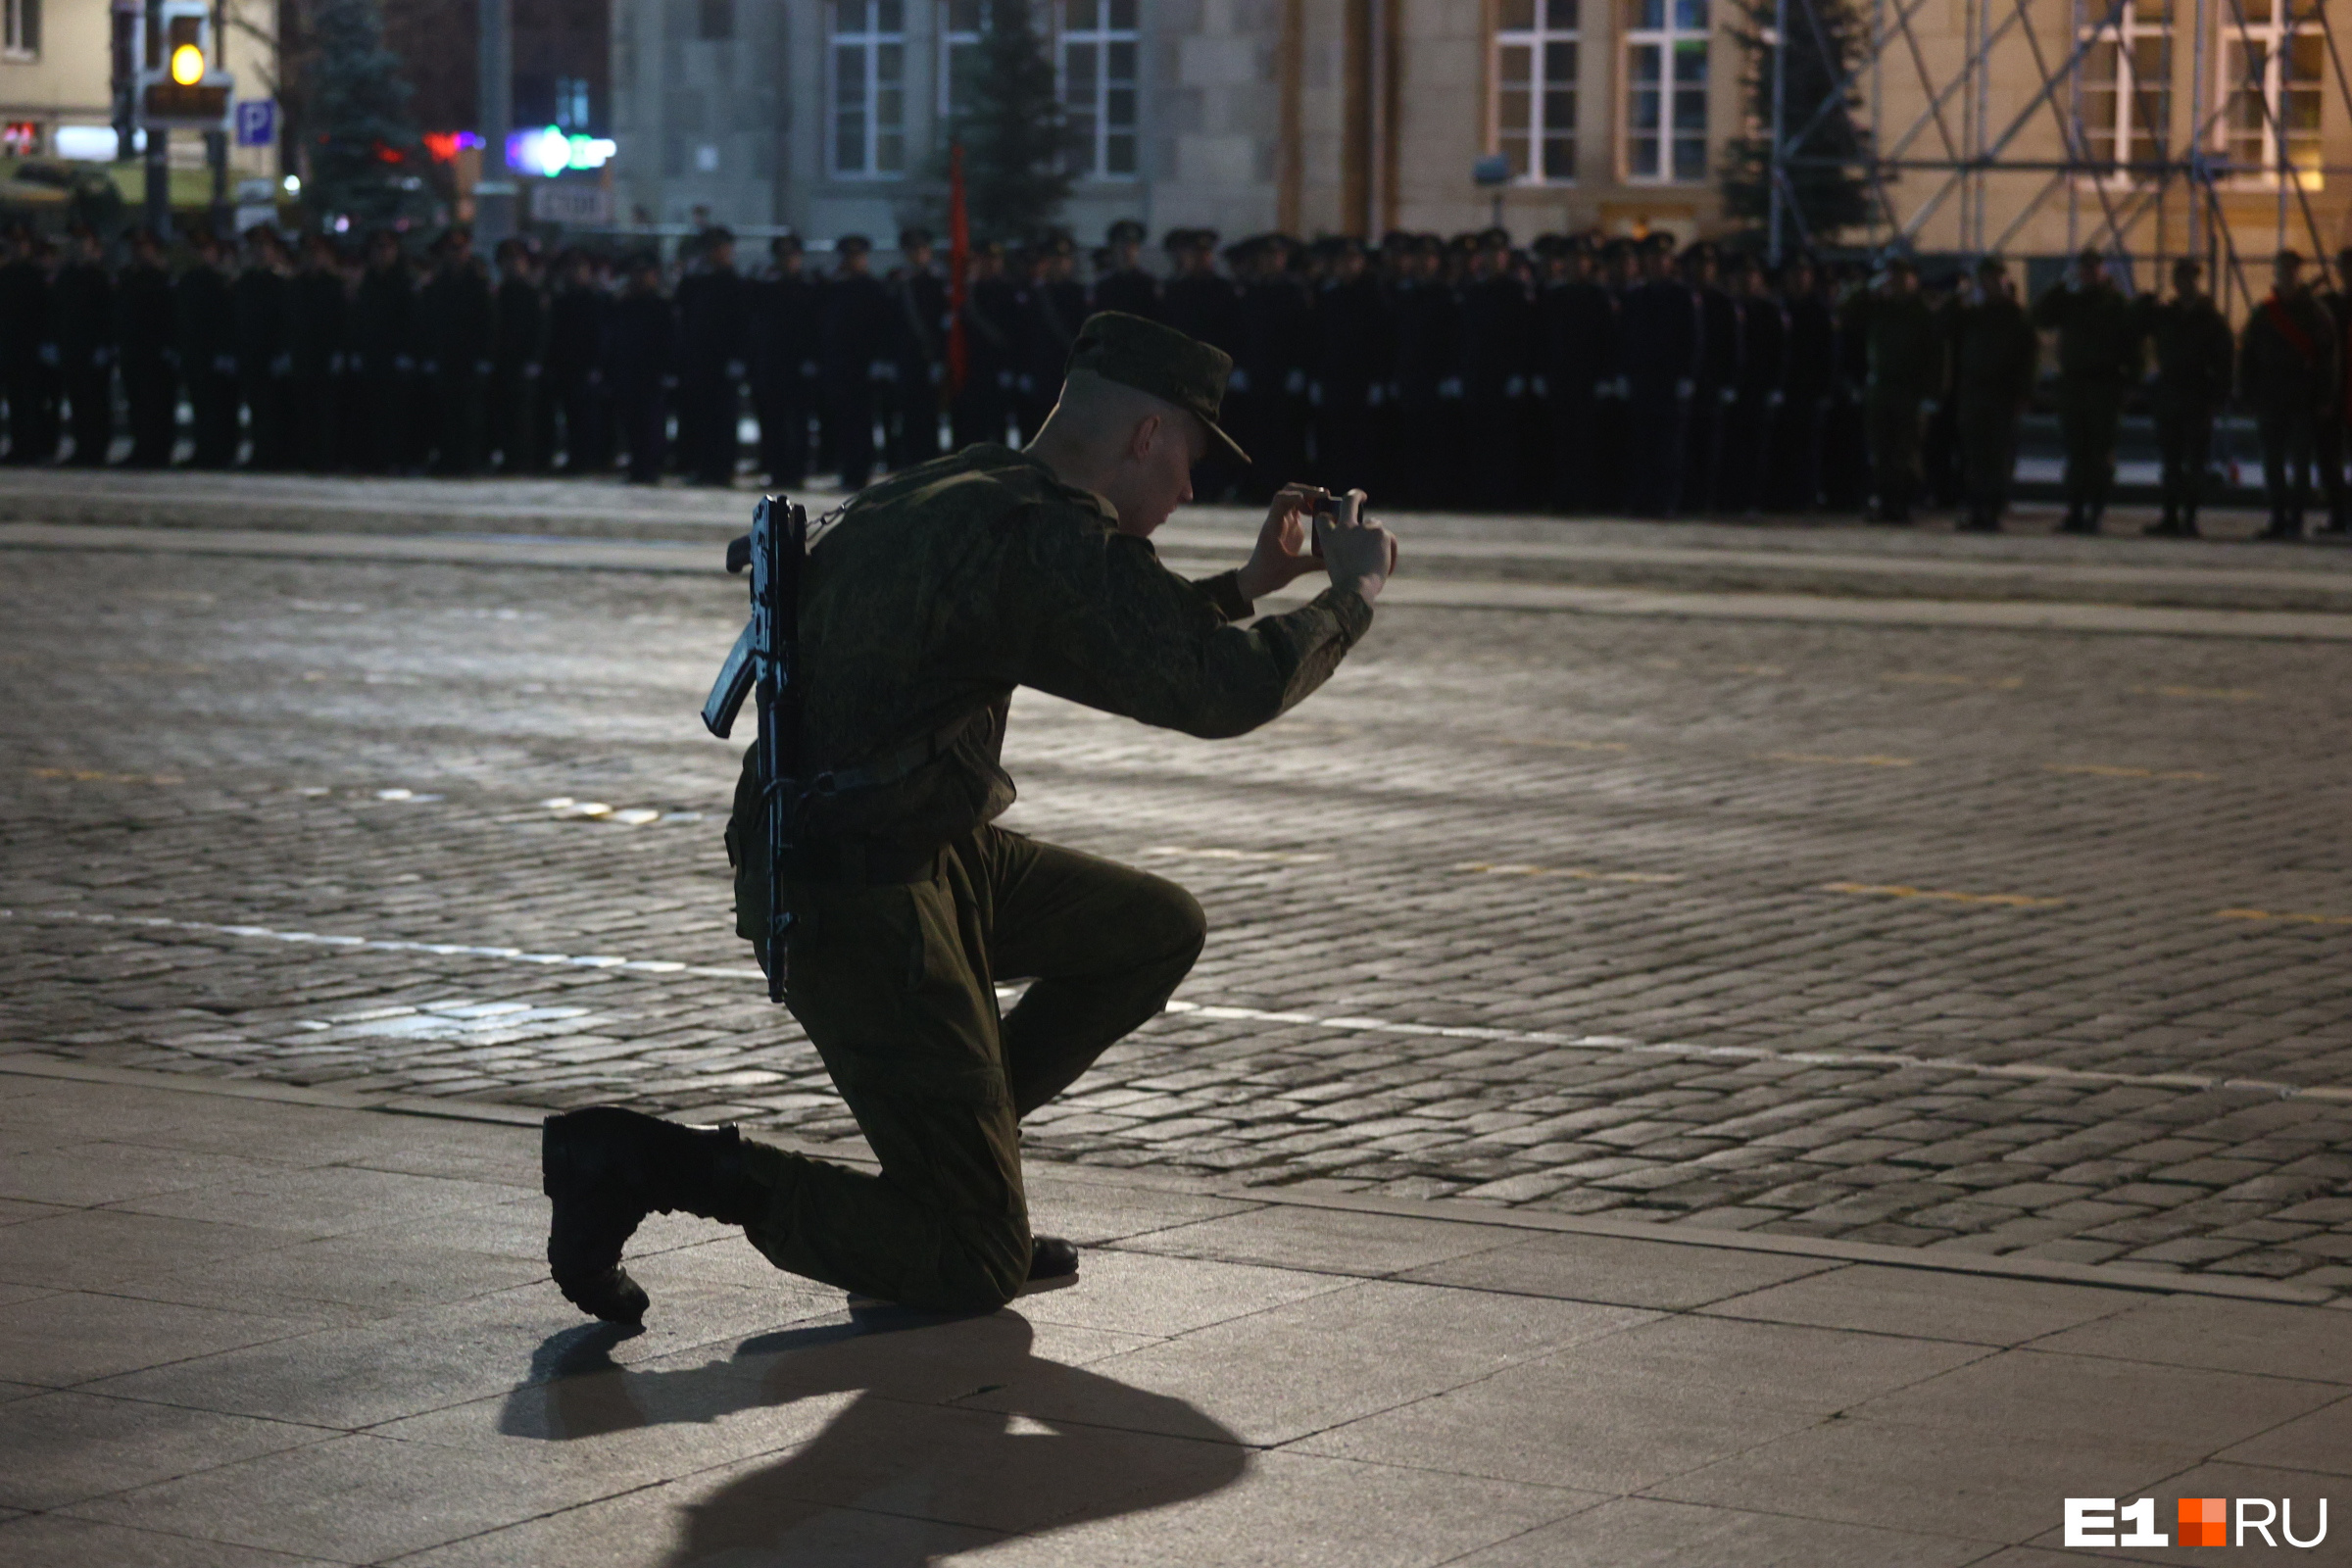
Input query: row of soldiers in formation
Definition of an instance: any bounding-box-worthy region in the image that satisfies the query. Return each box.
[2,217,2349,537]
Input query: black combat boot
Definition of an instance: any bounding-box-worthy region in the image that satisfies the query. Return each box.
[543,1106,760,1325]
[1030,1235,1080,1284]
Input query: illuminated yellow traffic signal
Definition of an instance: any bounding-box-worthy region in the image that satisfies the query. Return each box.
[170,43,206,85]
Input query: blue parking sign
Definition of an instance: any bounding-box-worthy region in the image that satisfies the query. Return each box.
[234,100,275,147]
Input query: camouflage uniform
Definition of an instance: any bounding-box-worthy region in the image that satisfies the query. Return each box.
[718,436,1371,1310]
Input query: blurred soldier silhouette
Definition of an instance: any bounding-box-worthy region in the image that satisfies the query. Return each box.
[2241,250,2337,541]
[821,234,893,490]
[55,225,115,467]
[116,227,177,469]
[752,235,819,485]
[1618,232,1702,517]
[675,227,749,487]
[887,226,948,469]
[1952,257,2037,534]
[1091,218,1158,319]
[609,253,676,486]
[2032,248,2138,535]
[2135,258,2231,539]
[177,230,240,469]
[954,240,1020,452]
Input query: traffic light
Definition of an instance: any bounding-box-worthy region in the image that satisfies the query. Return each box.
[137,0,232,131]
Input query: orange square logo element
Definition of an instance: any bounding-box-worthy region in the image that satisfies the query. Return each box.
[2179,1497,2228,1547]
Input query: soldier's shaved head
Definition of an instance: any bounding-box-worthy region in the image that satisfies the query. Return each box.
[1028,368,1208,538]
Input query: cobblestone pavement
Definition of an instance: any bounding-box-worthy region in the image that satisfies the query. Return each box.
[5,511,2352,1294]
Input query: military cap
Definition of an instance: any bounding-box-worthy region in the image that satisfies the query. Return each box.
[703,224,735,246]
[1380,229,1416,254]
[2077,246,2105,268]
[836,233,873,256]
[1531,233,1568,259]
[899,225,933,250]
[771,232,804,256]
[1039,228,1076,257]
[1884,253,1919,276]
[1641,230,1677,254]
[1067,310,1249,466]
[1975,254,2007,277]
[1221,234,1262,266]
[2171,256,2202,282]
[2276,248,2306,268]
[1107,218,1146,245]
[1478,225,1513,250]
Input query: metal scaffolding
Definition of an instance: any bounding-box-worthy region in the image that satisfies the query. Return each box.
[1766,0,2352,314]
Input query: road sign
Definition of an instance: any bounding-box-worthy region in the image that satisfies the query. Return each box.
[528,182,615,225]
[234,100,275,147]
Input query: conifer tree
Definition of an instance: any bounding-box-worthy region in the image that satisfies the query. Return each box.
[947,0,1081,241]
[303,0,419,223]
[1721,0,1874,252]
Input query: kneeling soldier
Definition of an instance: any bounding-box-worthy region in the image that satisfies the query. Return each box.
[543,313,1398,1319]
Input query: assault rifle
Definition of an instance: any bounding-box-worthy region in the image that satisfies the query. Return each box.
[701,495,808,1004]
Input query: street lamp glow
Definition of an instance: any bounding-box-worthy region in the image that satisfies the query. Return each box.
[170,44,206,85]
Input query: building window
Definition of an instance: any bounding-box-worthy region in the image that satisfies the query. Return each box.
[1060,0,1138,179]
[698,0,734,41]
[832,0,907,178]
[2223,0,2324,186]
[554,75,592,131]
[2081,0,2171,177]
[1624,0,1707,182]
[941,0,984,122]
[3,0,39,59]
[1495,0,1579,182]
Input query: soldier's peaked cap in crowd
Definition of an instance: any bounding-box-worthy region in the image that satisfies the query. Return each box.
[1107,219,1146,244]
[836,233,873,255]
[1067,311,1250,466]
[900,226,933,250]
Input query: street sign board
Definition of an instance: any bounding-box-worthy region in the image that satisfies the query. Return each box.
[528,182,615,225]
[234,99,275,147]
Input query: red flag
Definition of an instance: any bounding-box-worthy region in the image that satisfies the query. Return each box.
[948,142,970,400]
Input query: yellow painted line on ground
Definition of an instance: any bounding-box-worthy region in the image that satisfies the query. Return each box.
[2216,907,2352,928]
[1757,752,1917,768]
[1504,737,1634,754]
[1823,882,2066,908]
[2132,683,2263,702]
[2045,763,2210,781]
[26,766,185,785]
[1144,846,1333,865]
[1459,862,1684,884]
[1884,672,2025,690]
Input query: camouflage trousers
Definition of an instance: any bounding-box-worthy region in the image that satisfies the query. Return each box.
[739,826,1206,1311]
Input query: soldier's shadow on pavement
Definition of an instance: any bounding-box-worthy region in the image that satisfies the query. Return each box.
[503,1307,1248,1566]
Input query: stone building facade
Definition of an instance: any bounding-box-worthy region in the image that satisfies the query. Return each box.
[609,0,2349,265]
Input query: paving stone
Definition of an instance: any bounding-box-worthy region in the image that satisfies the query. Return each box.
[5,520,2352,1295]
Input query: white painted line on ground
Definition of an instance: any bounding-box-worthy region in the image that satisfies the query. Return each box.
[12,906,2347,1107]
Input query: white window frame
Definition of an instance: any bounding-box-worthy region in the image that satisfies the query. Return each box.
[4,0,39,60]
[1494,1,1581,185]
[1622,0,1709,184]
[2218,0,2325,189]
[2078,0,2173,182]
[939,0,983,122]
[831,0,909,180]
[1058,0,1140,181]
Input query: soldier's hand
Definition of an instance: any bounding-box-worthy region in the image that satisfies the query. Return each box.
[1236,483,1328,603]
[1319,491,1397,604]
